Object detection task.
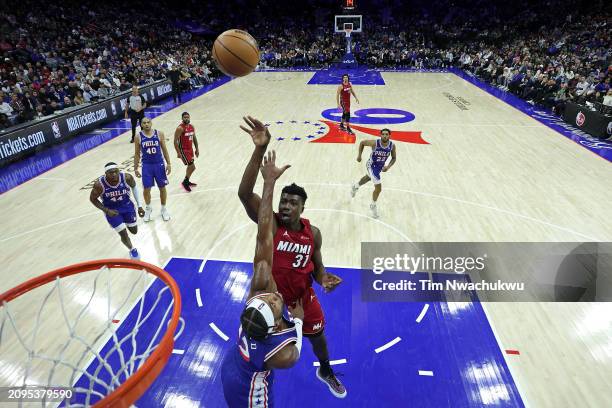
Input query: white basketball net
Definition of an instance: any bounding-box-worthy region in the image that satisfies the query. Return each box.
[0,265,184,407]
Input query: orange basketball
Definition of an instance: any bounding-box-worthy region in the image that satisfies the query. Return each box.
[212,29,260,77]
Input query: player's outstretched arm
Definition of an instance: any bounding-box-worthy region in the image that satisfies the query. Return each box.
[248,151,290,297]
[238,116,271,223]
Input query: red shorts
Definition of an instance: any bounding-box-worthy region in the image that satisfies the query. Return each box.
[298,287,325,335]
[180,149,194,165]
[340,99,350,114]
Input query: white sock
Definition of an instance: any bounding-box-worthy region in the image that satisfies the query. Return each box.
[146,205,152,210]
[353,183,359,189]
[371,201,377,207]
[161,205,166,210]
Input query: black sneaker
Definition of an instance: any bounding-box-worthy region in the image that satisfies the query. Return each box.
[181,181,192,192]
[188,181,197,187]
[130,137,134,143]
[339,124,346,131]
[347,127,355,135]
[316,367,347,398]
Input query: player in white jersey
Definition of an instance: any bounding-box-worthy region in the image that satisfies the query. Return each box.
[351,128,397,218]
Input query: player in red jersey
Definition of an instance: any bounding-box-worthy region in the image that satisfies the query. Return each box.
[336,73,360,135]
[238,116,347,399]
[173,112,200,192]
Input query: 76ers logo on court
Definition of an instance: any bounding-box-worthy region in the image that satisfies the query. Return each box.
[576,112,586,127]
[268,108,429,145]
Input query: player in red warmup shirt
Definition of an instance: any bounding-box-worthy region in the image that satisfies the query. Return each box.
[238,116,347,399]
[336,73,360,135]
[173,112,199,192]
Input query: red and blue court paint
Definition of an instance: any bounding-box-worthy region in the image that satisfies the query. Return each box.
[68,257,524,407]
[2,68,609,194]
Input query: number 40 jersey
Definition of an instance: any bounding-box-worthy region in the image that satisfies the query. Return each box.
[272,214,315,305]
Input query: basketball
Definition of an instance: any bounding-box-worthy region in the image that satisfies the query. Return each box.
[212,29,260,77]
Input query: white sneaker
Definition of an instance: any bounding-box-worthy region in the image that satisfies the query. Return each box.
[144,206,152,222]
[350,184,358,198]
[370,203,379,219]
[161,207,170,221]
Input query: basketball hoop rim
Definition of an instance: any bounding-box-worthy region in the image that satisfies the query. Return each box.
[0,259,182,408]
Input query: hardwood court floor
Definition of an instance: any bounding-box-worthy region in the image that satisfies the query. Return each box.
[1,71,611,407]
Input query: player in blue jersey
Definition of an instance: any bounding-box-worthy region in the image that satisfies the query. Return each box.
[351,128,397,218]
[134,117,172,222]
[89,162,145,259]
[221,150,304,408]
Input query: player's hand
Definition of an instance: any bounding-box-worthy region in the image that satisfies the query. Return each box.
[137,207,145,217]
[135,169,141,178]
[195,149,199,158]
[166,164,171,175]
[288,299,304,321]
[357,156,362,162]
[260,150,290,181]
[240,116,270,147]
[322,273,343,293]
[105,208,118,217]
[382,166,389,172]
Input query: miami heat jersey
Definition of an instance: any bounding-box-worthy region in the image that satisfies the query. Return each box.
[272,215,315,304]
[368,139,393,169]
[340,82,352,107]
[139,130,164,164]
[178,123,195,153]
[99,173,133,210]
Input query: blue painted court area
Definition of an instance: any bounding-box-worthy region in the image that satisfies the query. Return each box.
[69,257,523,407]
[308,68,385,85]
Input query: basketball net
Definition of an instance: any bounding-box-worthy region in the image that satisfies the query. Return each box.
[0,260,184,407]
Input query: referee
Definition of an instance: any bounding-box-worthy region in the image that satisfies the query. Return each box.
[125,86,147,143]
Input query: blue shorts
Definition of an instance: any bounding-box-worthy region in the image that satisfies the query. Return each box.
[142,162,168,189]
[105,204,137,232]
[221,351,274,408]
[366,160,383,184]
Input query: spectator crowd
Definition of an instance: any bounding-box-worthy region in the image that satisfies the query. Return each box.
[0,0,610,130]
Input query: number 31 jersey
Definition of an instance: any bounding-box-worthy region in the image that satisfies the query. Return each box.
[272,214,315,305]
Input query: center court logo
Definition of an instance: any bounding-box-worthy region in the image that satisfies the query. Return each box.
[575,111,585,127]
